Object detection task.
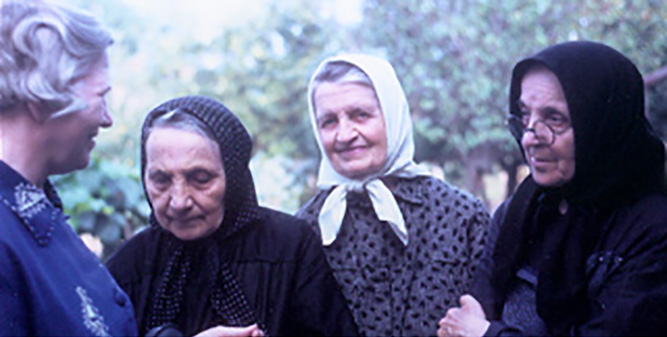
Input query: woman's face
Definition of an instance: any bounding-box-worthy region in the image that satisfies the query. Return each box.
[313,81,388,179]
[519,67,576,187]
[144,127,226,240]
[43,55,113,175]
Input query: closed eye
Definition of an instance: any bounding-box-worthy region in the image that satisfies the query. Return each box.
[148,171,171,189]
[544,109,569,129]
[188,169,216,185]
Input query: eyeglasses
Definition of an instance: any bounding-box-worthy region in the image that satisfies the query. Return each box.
[506,114,570,145]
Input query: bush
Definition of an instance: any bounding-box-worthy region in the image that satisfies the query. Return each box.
[52,155,150,259]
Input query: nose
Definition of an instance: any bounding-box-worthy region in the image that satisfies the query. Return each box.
[521,117,543,148]
[100,99,113,128]
[335,118,358,143]
[522,125,539,144]
[523,121,555,147]
[169,181,193,213]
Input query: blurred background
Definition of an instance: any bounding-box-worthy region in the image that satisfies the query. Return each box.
[49,0,667,258]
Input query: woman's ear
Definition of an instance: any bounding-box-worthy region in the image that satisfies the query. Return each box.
[26,102,50,123]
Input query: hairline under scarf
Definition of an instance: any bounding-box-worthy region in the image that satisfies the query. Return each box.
[307,53,425,187]
[140,96,260,241]
[509,41,665,206]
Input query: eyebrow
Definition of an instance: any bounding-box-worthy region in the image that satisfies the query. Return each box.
[516,99,566,115]
[147,169,169,176]
[316,111,335,121]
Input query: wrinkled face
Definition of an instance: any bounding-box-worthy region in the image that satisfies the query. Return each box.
[144,127,226,241]
[44,54,112,174]
[519,67,576,187]
[314,81,388,179]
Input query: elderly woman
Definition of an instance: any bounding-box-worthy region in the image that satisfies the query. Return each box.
[296,54,490,336]
[438,41,667,337]
[0,1,138,335]
[106,96,358,337]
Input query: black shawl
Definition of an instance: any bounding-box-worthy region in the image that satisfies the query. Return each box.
[139,96,262,334]
[490,41,665,334]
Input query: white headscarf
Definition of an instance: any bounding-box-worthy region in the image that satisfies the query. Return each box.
[307,53,431,246]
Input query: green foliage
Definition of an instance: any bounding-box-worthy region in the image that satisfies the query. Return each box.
[52,155,149,259]
[356,0,667,196]
[55,0,667,255]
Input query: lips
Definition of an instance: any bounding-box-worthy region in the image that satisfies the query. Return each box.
[526,147,554,163]
[166,215,204,224]
[528,156,558,173]
[530,156,554,163]
[335,145,368,159]
[87,131,98,148]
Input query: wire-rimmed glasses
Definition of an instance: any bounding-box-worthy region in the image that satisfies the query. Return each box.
[506,114,569,145]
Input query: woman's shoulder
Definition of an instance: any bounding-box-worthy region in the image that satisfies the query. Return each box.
[627,192,667,214]
[295,190,330,221]
[594,193,667,258]
[406,175,489,212]
[234,207,320,258]
[255,207,312,233]
[105,226,161,277]
[613,193,667,233]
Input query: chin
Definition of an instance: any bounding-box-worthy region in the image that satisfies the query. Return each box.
[71,152,92,170]
[174,227,220,241]
[52,160,89,176]
[533,175,566,187]
[171,230,202,241]
[336,165,378,180]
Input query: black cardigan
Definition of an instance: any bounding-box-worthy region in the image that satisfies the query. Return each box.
[472,192,667,336]
[106,207,358,336]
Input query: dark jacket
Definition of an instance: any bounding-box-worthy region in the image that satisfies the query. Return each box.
[473,41,667,336]
[107,206,358,337]
[473,190,667,336]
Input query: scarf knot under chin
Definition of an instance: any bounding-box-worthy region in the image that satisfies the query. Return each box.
[319,178,409,246]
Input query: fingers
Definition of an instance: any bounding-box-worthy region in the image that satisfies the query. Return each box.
[438,308,459,337]
[250,326,264,337]
[244,324,265,337]
[440,306,456,325]
[437,321,456,337]
[437,325,448,337]
[437,296,482,337]
[193,324,263,337]
[459,294,486,319]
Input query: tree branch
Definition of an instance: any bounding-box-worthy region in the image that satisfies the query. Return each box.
[645,66,667,87]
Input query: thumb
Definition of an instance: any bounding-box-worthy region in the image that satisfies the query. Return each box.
[459,294,485,318]
[222,324,258,337]
[237,324,259,333]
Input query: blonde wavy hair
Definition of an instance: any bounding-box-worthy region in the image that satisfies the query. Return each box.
[0,0,112,118]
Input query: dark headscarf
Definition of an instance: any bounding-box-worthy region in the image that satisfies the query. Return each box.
[139,96,262,334]
[492,41,665,334]
[509,41,665,205]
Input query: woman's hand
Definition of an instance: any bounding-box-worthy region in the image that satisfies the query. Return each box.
[438,294,490,337]
[194,324,264,337]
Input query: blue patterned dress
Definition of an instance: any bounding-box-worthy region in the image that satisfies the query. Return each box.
[0,161,137,336]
